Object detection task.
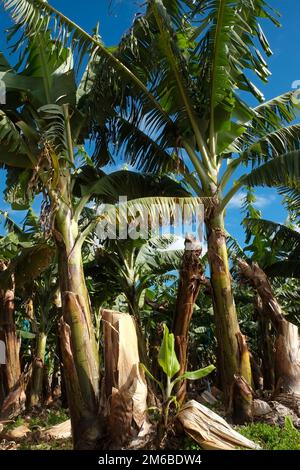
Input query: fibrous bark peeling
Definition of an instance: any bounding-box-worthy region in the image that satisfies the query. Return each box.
[59,318,100,449]
[0,263,22,417]
[54,172,101,449]
[254,295,275,391]
[173,235,204,403]
[101,309,150,449]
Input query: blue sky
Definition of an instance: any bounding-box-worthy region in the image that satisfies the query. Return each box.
[0,0,300,245]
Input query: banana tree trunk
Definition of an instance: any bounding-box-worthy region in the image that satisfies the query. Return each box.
[54,176,100,449]
[206,213,252,423]
[173,235,203,404]
[0,365,5,408]
[0,278,25,419]
[0,284,21,393]
[29,332,47,407]
[238,260,300,398]
[56,332,68,409]
[255,296,275,391]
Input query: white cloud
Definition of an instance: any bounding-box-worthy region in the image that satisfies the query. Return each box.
[255,195,276,208]
[227,193,245,209]
[227,192,276,209]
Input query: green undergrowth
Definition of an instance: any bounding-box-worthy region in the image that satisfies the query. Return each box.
[5,411,300,450]
[183,436,201,450]
[184,417,300,451]
[4,408,69,431]
[2,408,71,450]
[18,439,73,451]
[238,417,300,450]
[29,409,69,429]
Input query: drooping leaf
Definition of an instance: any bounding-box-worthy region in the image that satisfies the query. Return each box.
[243,150,300,188]
[0,243,55,289]
[140,363,163,391]
[4,168,35,210]
[174,365,215,384]
[0,110,34,168]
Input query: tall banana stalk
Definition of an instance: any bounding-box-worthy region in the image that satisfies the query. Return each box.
[54,164,100,448]
[0,270,21,396]
[207,212,253,420]
[30,331,47,407]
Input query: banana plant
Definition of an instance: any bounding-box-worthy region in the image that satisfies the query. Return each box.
[87,235,183,316]
[243,217,300,278]
[0,24,106,444]
[86,233,184,364]
[141,324,215,426]
[27,263,60,408]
